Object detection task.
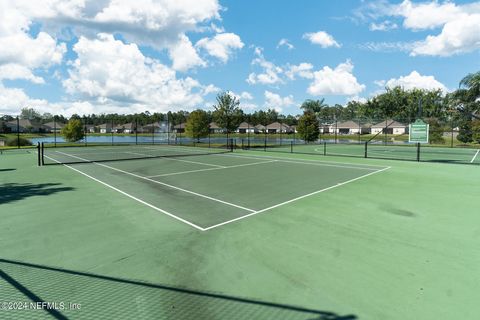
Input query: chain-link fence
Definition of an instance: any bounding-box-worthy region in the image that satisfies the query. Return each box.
[2,114,479,164]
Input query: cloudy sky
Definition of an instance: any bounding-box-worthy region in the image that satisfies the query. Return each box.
[0,0,479,116]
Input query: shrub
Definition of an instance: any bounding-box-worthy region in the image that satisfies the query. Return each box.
[6,136,33,147]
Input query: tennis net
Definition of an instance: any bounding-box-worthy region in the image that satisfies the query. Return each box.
[40,140,233,165]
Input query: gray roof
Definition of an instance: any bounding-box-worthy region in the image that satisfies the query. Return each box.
[371,120,406,128]
[336,120,360,129]
[255,124,266,130]
[209,122,221,129]
[43,121,65,129]
[266,122,291,130]
[237,122,253,129]
[173,123,186,129]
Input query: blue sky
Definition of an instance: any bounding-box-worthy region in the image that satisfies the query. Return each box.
[0,0,479,116]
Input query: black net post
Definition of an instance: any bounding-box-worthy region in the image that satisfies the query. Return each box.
[37,142,41,166]
[84,117,87,146]
[111,118,114,146]
[334,119,337,144]
[290,141,293,153]
[416,143,421,162]
[450,119,454,148]
[41,142,44,166]
[16,116,20,149]
[323,141,326,155]
[135,119,138,145]
[53,116,57,147]
[364,141,368,158]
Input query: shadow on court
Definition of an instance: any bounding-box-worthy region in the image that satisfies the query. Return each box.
[0,259,357,320]
[0,183,74,205]
[0,168,16,172]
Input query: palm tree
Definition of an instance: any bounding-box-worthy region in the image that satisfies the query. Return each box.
[456,71,480,120]
[300,99,328,115]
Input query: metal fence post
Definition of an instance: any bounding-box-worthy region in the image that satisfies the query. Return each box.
[324,141,326,155]
[290,141,293,153]
[364,141,368,158]
[417,142,420,162]
[53,116,57,147]
[37,142,41,166]
[16,116,20,148]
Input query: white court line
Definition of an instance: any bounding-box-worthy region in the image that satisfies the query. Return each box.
[202,166,391,231]
[471,149,480,163]
[55,151,256,213]
[43,154,206,231]
[124,151,225,168]
[217,153,383,171]
[147,160,278,178]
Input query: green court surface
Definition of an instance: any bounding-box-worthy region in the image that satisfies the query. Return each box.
[1,147,480,319]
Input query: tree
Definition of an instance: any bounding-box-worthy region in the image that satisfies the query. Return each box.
[212,92,242,133]
[427,118,445,144]
[61,119,84,142]
[185,110,209,142]
[296,112,319,142]
[472,120,480,144]
[20,107,41,121]
[300,99,327,114]
[457,120,473,144]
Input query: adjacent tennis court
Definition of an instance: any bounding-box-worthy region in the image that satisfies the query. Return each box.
[261,142,480,164]
[41,144,389,230]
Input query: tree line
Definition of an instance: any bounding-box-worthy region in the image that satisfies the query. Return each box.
[4,71,479,143]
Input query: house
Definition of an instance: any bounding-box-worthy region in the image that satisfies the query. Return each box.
[290,125,298,133]
[122,123,136,133]
[361,123,372,134]
[85,125,96,133]
[331,121,361,134]
[209,122,223,133]
[0,139,5,146]
[236,122,255,134]
[141,122,168,133]
[371,120,407,135]
[254,124,266,133]
[113,123,136,133]
[266,122,292,134]
[173,123,186,133]
[98,123,113,134]
[6,119,42,133]
[42,121,65,133]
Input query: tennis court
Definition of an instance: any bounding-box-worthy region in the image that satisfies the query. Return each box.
[41,144,389,231]
[261,142,480,164]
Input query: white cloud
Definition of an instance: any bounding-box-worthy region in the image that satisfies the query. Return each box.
[264,90,294,113]
[382,71,448,92]
[369,20,398,31]
[359,41,413,53]
[0,83,49,115]
[285,63,314,80]
[2,0,223,71]
[168,34,206,71]
[230,90,253,101]
[246,48,283,85]
[410,14,480,56]
[62,33,213,112]
[307,60,365,96]
[361,0,480,56]
[0,2,66,84]
[303,31,340,48]
[196,33,244,63]
[395,0,463,30]
[0,64,45,84]
[277,38,294,50]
